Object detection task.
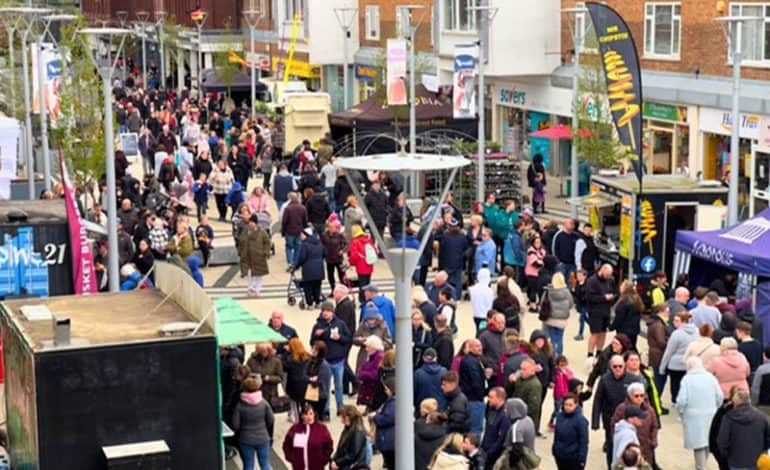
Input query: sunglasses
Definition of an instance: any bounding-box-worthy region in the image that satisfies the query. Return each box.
[611,365,624,369]
[633,393,645,398]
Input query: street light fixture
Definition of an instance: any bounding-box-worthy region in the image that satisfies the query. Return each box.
[334,7,357,111]
[243,1,266,117]
[154,7,168,90]
[716,15,763,225]
[192,10,208,97]
[467,5,498,204]
[563,6,588,219]
[78,26,132,293]
[335,152,469,470]
[115,11,129,84]
[135,11,150,89]
[0,8,25,115]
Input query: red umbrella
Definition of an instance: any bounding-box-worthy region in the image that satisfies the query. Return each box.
[529,124,592,139]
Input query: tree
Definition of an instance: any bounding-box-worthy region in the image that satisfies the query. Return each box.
[572,31,626,169]
[49,15,107,188]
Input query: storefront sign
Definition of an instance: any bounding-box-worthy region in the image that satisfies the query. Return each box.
[643,102,686,122]
[355,65,378,81]
[386,39,407,105]
[700,107,765,140]
[498,87,526,106]
[271,57,321,79]
[496,82,572,117]
[619,194,633,259]
[453,44,477,119]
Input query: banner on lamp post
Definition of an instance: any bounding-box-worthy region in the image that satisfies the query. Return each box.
[31,43,63,122]
[586,2,644,188]
[452,44,477,119]
[386,39,407,106]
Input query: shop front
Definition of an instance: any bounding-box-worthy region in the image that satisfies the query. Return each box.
[493,80,572,174]
[699,107,768,217]
[642,101,690,175]
[355,64,379,104]
[750,117,770,216]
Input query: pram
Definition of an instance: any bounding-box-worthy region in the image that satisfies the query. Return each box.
[255,211,276,256]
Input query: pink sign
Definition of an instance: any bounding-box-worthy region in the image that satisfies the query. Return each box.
[60,151,98,294]
[761,118,770,148]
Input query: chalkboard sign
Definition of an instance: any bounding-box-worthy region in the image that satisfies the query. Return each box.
[119,133,139,156]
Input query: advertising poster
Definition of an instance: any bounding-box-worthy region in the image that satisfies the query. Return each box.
[619,194,633,259]
[452,44,477,119]
[60,152,98,295]
[386,39,407,106]
[31,43,63,122]
[586,2,643,187]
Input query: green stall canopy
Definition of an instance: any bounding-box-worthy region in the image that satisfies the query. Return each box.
[215,297,285,346]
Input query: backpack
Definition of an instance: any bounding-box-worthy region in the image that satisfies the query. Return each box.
[364,242,378,265]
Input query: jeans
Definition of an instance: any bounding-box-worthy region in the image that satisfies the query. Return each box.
[447,269,463,300]
[468,400,485,435]
[326,187,336,213]
[545,326,565,359]
[653,368,668,404]
[577,306,588,336]
[327,360,344,413]
[558,263,576,282]
[285,235,300,265]
[239,442,271,470]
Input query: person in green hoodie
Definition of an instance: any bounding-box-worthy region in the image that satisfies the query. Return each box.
[484,194,519,271]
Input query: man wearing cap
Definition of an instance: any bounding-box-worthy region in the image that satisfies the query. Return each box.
[414,348,448,414]
[360,284,396,339]
[310,302,352,416]
[612,405,645,466]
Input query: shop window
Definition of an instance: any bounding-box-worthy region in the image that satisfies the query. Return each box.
[644,3,681,59]
[574,2,595,50]
[365,6,380,41]
[730,3,770,63]
[359,80,376,102]
[284,0,305,21]
[444,0,478,32]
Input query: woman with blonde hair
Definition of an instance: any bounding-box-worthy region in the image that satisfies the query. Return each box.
[413,285,438,328]
[343,195,363,241]
[429,433,468,469]
[543,272,574,358]
[610,279,645,349]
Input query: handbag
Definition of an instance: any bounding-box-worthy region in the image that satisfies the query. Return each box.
[510,422,541,470]
[269,384,291,413]
[538,290,551,322]
[304,383,320,402]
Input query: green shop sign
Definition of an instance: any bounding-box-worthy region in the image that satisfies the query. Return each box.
[643,102,685,122]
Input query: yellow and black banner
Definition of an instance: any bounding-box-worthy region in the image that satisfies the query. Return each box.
[586,2,643,188]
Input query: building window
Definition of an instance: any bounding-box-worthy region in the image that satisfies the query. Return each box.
[444,0,478,32]
[396,6,411,38]
[284,0,305,22]
[365,5,380,41]
[730,3,770,63]
[573,2,593,48]
[360,80,376,102]
[644,3,681,58]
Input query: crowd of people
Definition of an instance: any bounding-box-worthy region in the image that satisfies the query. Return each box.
[50,74,770,470]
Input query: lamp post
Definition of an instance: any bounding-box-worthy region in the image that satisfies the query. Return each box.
[468,6,498,204]
[135,11,150,89]
[154,9,168,90]
[334,7,357,111]
[243,2,265,117]
[0,9,24,114]
[115,11,128,84]
[400,5,426,196]
[18,7,52,199]
[335,152,469,470]
[563,6,587,219]
[716,15,762,225]
[79,27,131,292]
[192,11,208,97]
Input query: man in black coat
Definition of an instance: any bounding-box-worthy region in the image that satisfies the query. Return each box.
[309,304,352,415]
[432,314,454,370]
[268,310,298,359]
[333,286,358,395]
[441,371,471,434]
[718,389,770,470]
[591,355,641,469]
[574,222,598,276]
[551,218,578,279]
[460,339,487,435]
[477,313,505,385]
[481,387,510,469]
[364,179,389,237]
[585,264,617,357]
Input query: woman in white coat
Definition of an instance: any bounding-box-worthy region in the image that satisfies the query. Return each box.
[676,356,724,470]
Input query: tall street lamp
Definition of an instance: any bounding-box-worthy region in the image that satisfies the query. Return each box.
[334,6,357,111]
[243,1,265,117]
[563,6,587,219]
[716,14,762,225]
[135,11,150,89]
[335,152,469,470]
[468,5,498,204]
[192,11,208,97]
[79,26,131,292]
[0,9,25,115]
[401,5,426,196]
[154,8,168,90]
[115,11,129,84]
[18,7,52,199]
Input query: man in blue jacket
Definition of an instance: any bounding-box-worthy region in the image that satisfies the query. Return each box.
[414,348,448,415]
[481,387,510,469]
[360,284,396,339]
[310,302,352,416]
[460,339,488,435]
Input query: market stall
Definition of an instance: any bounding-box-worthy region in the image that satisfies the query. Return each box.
[572,174,728,282]
[673,208,770,344]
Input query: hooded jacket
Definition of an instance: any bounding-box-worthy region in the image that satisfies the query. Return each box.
[414,362,448,410]
[415,418,448,470]
[712,313,737,345]
[707,349,751,396]
[551,406,589,465]
[349,231,375,275]
[360,295,396,339]
[478,324,505,372]
[659,322,699,373]
[717,403,770,468]
[469,269,494,320]
[503,398,535,451]
[612,419,640,465]
[353,313,392,371]
[611,400,659,464]
[295,234,326,281]
[231,391,275,446]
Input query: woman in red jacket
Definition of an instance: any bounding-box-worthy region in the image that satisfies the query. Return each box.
[348,224,376,302]
[282,404,334,470]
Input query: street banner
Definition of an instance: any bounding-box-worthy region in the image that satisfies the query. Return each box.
[386,39,407,106]
[31,43,63,122]
[453,44,477,119]
[60,151,97,295]
[586,2,643,187]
